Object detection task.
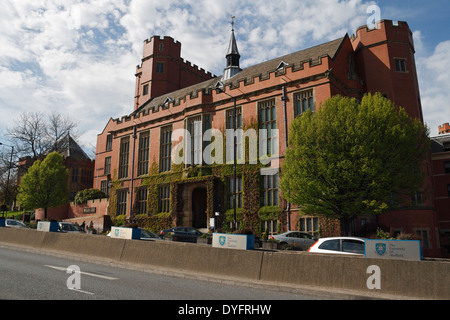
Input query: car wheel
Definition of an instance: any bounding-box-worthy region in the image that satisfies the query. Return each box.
[279,242,288,250]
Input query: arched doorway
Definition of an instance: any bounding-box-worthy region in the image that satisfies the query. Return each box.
[192,188,207,229]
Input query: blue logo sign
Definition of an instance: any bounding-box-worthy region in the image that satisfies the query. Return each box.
[376,243,386,256]
[219,236,226,246]
[115,229,120,237]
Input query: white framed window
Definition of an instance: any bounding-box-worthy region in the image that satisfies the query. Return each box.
[299,217,319,238]
[414,229,431,249]
[394,58,407,72]
[294,90,315,116]
[261,220,278,235]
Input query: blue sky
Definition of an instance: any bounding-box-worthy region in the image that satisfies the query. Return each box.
[0,0,449,157]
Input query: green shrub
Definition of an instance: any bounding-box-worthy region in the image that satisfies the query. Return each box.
[74,188,107,204]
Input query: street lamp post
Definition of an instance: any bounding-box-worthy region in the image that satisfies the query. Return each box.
[0,142,14,215]
[129,125,137,223]
[215,82,238,230]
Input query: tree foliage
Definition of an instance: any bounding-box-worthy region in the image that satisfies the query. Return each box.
[17,152,69,219]
[280,93,430,234]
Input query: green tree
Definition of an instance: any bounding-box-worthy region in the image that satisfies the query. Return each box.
[280,93,430,235]
[17,152,69,219]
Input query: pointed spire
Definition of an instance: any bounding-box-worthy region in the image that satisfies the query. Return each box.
[227,28,240,56]
[223,15,242,81]
[227,16,239,56]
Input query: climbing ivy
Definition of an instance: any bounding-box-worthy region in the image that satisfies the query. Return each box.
[123,117,286,236]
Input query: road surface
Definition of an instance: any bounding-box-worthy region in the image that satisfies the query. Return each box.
[0,245,341,301]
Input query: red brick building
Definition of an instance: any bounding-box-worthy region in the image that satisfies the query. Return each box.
[94,20,444,257]
[430,127,450,257]
[18,133,95,204]
[17,134,95,221]
[439,123,450,135]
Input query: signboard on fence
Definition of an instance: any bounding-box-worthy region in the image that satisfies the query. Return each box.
[212,233,255,251]
[110,227,141,240]
[365,239,422,261]
[37,221,59,232]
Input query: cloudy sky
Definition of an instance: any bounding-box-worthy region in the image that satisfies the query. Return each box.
[0,0,449,157]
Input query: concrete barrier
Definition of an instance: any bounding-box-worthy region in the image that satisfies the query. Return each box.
[0,228,47,250]
[120,240,264,280]
[40,232,127,262]
[259,251,450,299]
[0,227,448,299]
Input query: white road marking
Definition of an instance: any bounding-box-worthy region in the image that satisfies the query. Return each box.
[44,265,119,280]
[68,288,95,295]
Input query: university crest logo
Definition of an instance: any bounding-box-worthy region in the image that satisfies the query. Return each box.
[115,229,120,237]
[376,243,386,256]
[219,236,226,246]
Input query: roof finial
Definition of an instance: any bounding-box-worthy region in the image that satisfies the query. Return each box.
[231,15,236,31]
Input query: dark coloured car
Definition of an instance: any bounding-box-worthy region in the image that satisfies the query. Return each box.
[140,229,159,240]
[159,226,203,243]
[58,222,84,233]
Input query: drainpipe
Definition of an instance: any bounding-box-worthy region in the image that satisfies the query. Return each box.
[129,125,137,222]
[281,86,291,231]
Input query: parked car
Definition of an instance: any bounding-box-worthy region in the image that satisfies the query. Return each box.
[308,237,365,255]
[159,226,203,243]
[58,222,84,233]
[140,229,159,240]
[5,219,27,228]
[106,228,160,241]
[270,231,317,250]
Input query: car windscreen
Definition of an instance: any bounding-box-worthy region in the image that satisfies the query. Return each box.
[318,239,340,251]
[61,224,79,231]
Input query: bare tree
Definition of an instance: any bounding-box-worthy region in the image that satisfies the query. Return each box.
[7,111,79,160]
[47,111,79,153]
[8,112,48,159]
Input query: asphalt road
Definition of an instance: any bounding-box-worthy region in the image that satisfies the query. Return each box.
[0,246,336,301]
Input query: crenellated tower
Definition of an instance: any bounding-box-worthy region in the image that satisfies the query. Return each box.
[351,20,423,122]
[134,36,215,111]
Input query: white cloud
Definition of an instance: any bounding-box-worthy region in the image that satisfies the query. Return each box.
[0,0,447,155]
[417,40,450,136]
[0,0,135,154]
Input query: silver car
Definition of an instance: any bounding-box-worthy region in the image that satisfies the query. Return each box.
[5,219,27,228]
[270,231,316,250]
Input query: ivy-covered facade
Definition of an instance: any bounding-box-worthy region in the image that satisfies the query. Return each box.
[94,21,438,247]
[107,145,286,236]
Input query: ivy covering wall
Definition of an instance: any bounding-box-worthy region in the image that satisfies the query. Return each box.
[106,119,288,236]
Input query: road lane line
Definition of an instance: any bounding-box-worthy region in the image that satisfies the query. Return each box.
[68,288,95,295]
[44,265,119,280]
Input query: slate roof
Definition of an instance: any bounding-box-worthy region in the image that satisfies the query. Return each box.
[431,134,450,153]
[132,36,345,116]
[56,133,92,161]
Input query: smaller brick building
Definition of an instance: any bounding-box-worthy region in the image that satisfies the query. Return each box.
[18,133,95,219]
[439,123,450,135]
[430,126,450,256]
